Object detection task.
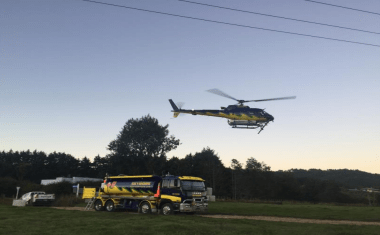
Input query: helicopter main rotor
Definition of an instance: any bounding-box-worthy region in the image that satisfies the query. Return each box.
[207,88,296,106]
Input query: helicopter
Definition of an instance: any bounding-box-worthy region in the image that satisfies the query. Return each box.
[169,89,296,134]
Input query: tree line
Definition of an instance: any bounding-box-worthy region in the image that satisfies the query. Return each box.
[0,115,377,204]
[289,169,380,189]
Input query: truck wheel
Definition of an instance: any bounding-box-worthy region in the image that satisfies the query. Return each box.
[160,203,173,215]
[94,200,104,211]
[139,202,151,214]
[105,201,115,212]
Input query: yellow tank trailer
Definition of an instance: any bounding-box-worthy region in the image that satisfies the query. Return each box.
[83,174,208,215]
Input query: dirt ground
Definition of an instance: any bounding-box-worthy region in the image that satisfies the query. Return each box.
[51,207,380,226]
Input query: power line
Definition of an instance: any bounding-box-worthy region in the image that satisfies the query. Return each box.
[176,0,380,35]
[305,0,380,16]
[81,0,380,48]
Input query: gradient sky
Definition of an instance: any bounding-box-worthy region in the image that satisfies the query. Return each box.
[1,0,380,173]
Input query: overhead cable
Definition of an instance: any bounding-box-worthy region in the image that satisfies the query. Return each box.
[176,0,380,35]
[81,0,380,48]
[304,0,380,16]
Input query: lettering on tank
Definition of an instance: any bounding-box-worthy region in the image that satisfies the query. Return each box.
[106,181,156,193]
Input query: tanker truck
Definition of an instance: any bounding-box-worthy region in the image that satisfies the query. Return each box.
[82,174,208,215]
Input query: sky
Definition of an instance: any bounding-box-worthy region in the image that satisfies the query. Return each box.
[1,0,380,173]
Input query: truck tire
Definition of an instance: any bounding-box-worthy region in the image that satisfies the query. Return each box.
[160,203,174,215]
[139,202,151,214]
[105,200,115,212]
[94,200,104,211]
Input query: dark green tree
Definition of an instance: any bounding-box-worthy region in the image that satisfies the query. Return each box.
[78,157,94,177]
[165,156,185,176]
[231,159,243,199]
[44,152,79,179]
[181,148,228,195]
[246,157,271,172]
[93,155,111,178]
[274,170,301,201]
[107,115,180,175]
[243,157,273,199]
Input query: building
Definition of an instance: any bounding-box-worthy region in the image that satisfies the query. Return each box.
[41,177,102,185]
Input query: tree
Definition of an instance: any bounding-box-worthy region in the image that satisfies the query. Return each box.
[107,115,180,175]
[165,156,185,176]
[231,159,243,199]
[78,157,94,177]
[44,152,79,179]
[231,159,243,170]
[246,157,271,172]
[93,155,111,178]
[274,171,301,201]
[183,148,227,195]
[243,158,272,199]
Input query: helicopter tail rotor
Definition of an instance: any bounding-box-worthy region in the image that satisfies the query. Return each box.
[176,102,185,109]
[169,99,186,118]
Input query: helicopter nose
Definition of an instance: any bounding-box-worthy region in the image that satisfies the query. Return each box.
[268,115,274,121]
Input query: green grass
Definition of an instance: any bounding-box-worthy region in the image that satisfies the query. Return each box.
[209,201,380,222]
[1,203,380,235]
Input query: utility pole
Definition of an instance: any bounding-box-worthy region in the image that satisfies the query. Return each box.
[231,167,237,200]
[16,187,20,199]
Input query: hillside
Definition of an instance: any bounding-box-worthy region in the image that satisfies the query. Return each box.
[284,169,380,189]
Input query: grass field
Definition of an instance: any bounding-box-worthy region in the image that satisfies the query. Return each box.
[209,201,380,222]
[1,201,380,235]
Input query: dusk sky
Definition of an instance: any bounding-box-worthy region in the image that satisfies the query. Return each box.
[2,0,380,173]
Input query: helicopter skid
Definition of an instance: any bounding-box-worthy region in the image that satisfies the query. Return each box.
[228,120,258,127]
[231,126,259,129]
[228,120,269,134]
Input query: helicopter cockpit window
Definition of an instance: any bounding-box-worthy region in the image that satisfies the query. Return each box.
[226,105,236,111]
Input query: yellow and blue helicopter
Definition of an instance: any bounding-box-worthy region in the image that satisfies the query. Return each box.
[169,89,296,134]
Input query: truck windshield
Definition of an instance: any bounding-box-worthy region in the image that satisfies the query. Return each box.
[181,181,205,191]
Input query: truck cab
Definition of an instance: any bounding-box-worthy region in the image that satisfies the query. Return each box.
[159,175,208,214]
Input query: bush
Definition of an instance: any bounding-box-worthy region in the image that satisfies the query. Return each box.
[18,180,43,195]
[52,194,82,207]
[78,180,102,189]
[42,182,73,196]
[0,177,44,198]
[0,177,19,197]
